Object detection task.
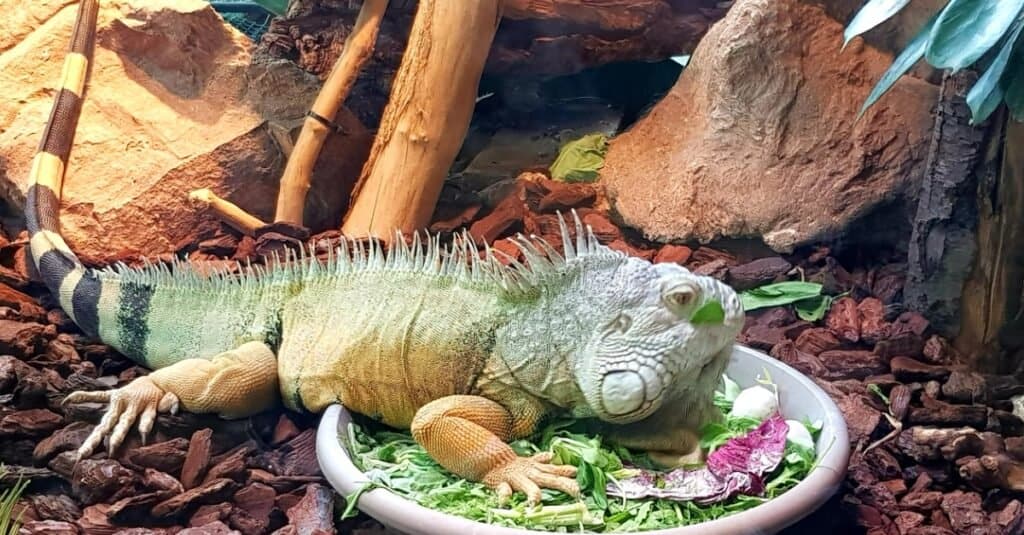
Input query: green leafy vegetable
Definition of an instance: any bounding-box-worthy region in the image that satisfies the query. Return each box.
[859,11,940,118]
[843,0,911,48]
[342,376,817,532]
[549,134,608,183]
[793,295,833,322]
[739,281,823,311]
[690,300,725,325]
[924,0,1024,71]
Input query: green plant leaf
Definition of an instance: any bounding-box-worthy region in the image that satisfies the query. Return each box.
[860,11,940,117]
[252,0,289,16]
[926,0,1024,71]
[549,133,608,183]
[691,300,726,324]
[966,17,1024,124]
[1005,67,1024,122]
[793,295,833,322]
[740,281,824,311]
[843,0,912,48]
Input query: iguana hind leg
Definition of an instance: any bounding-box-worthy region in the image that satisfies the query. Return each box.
[66,341,279,459]
[410,395,579,504]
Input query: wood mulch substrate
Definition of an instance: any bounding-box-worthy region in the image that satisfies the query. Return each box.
[2,174,1024,534]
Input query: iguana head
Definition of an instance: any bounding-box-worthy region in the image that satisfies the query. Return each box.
[574,259,744,424]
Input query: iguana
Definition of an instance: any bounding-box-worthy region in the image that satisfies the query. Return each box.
[28,0,745,504]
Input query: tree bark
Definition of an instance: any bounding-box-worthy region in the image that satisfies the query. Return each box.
[957,116,1024,374]
[340,0,502,240]
[903,72,989,337]
[273,0,389,225]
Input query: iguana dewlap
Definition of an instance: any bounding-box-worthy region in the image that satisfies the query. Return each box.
[27,1,745,504]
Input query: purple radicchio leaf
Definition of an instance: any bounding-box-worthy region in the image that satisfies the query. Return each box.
[706,412,788,479]
[606,412,788,505]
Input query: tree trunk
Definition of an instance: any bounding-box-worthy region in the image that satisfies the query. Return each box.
[957,116,1024,374]
[903,72,990,337]
[274,0,389,225]
[340,0,502,240]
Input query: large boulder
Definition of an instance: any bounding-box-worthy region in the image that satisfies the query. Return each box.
[600,0,939,253]
[0,0,366,262]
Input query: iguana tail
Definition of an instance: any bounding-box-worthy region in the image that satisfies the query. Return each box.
[25,0,103,337]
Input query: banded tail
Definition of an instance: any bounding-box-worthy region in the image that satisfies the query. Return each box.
[25,0,103,336]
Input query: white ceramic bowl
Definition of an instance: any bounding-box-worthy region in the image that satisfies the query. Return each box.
[316,344,850,535]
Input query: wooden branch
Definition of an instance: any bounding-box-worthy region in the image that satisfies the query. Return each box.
[341,0,503,240]
[273,0,389,225]
[189,189,266,235]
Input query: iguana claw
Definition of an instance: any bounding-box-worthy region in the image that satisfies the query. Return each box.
[484,452,579,505]
[64,376,180,460]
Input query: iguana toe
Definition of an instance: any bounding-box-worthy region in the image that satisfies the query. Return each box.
[483,452,579,505]
[67,377,179,460]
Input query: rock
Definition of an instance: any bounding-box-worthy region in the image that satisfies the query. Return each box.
[0,320,47,358]
[179,520,241,535]
[726,257,792,291]
[942,371,987,403]
[907,397,988,429]
[921,335,959,365]
[0,0,356,261]
[794,328,843,355]
[940,491,997,534]
[190,503,233,527]
[152,478,238,518]
[29,494,81,522]
[607,240,656,262]
[281,484,334,534]
[468,185,526,244]
[739,324,788,351]
[836,393,882,444]
[19,520,81,535]
[181,428,214,490]
[581,212,622,244]
[0,408,62,437]
[653,244,692,265]
[231,483,277,534]
[771,340,829,377]
[890,357,951,383]
[123,438,190,475]
[33,423,92,467]
[601,0,936,252]
[826,297,862,344]
[819,350,888,380]
[536,180,597,213]
[858,298,891,345]
[71,459,136,506]
[691,258,728,279]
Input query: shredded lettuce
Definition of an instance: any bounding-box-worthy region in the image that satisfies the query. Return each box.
[341,375,819,532]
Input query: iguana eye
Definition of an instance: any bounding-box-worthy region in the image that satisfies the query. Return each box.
[663,284,700,316]
[608,313,632,333]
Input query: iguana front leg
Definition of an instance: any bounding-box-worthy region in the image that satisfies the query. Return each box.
[65,341,279,458]
[410,395,579,504]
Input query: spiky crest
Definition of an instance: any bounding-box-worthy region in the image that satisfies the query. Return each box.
[94,211,627,298]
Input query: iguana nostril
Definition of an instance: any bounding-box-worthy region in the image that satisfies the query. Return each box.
[601,371,645,415]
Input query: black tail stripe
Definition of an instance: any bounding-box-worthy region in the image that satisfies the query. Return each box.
[69,0,99,57]
[72,271,101,336]
[36,250,76,289]
[37,89,83,163]
[25,185,62,235]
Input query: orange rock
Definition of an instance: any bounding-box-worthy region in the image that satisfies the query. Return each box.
[654,244,692,265]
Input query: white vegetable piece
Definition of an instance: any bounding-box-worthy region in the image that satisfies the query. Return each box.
[785,419,815,451]
[729,385,778,420]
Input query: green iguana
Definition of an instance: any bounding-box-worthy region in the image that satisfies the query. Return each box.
[28,0,744,504]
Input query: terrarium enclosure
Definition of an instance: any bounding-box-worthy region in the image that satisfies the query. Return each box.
[1,0,1023,533]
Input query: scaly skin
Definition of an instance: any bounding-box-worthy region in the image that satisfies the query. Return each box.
[30,1,744,505]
